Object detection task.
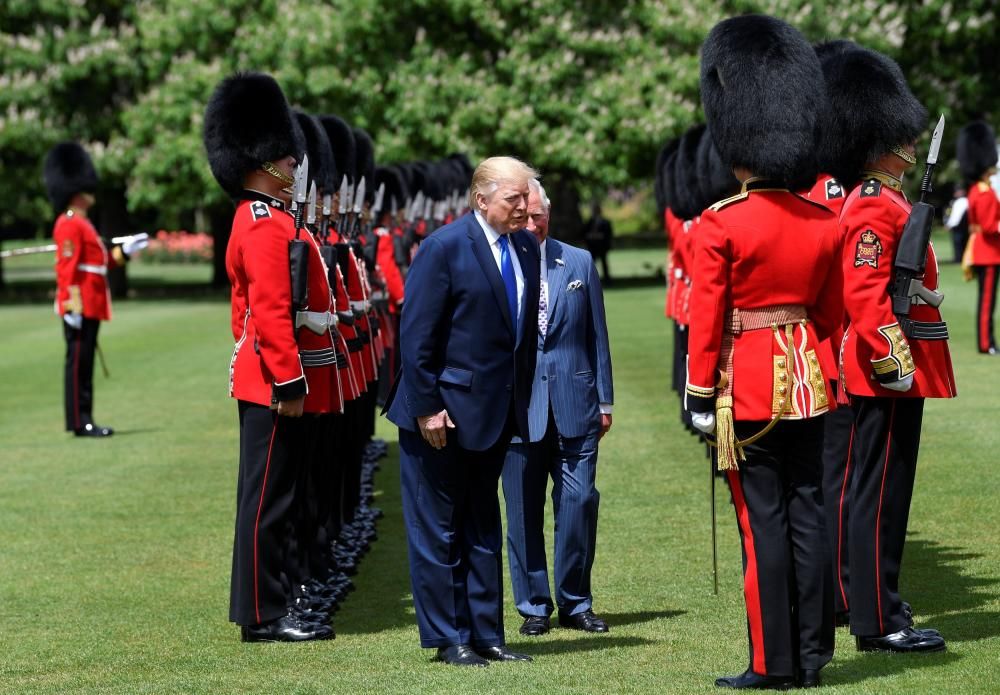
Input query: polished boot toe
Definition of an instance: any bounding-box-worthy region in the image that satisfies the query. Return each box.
[715,670,794,690]
[436,645,489,667]
[559,610,609,633]
[240,613,335,643]
[797,669,821,688]
[475,645,532,662]
[519,616,551,636]
[74,423,114,437]
[856,626,945,653]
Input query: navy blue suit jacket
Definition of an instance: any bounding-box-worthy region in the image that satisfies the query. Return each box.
[385,213,541,451]
[524,238,614,442]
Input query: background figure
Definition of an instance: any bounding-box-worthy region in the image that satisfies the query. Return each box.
[44,142,146,437]
[943,187,969,264]
[581,201,613,284]
[385,156,540,668]
[501,179,614,637]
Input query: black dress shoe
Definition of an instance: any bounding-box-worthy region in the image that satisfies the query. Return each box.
[715,670,794,690]
[520,616,551,636]
[436,645,489,667]
[240,613,335,642]
[475,645,532,662]
[902,600,913,624]
[559,610,609,633]
[797,669,820,688]
[74,423,114,437]
[856,626,946,653]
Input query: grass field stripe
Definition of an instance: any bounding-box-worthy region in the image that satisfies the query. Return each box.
[253,416,280,625]
[837,425,856,610]
[874,401,896,634]
[726,469,766,675]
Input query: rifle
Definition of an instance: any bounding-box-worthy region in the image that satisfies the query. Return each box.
[288,155,311,329]
[889,115,949,340]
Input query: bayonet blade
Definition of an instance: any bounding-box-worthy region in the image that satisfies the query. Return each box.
[306,181,317,225]
[322,193,332,217]
[390,195,398,216]
[353,177,366,215]
[337,175,349,215]
[372,182,385,216]
[293,154,309,206]
[927,114,945,165]
[423,199,433,220]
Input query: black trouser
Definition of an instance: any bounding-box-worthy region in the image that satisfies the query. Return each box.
[820,403,855,616]
[230,402,315,626]
[288,412,341,584]
[63,317,100,431]
[975,265,998,352]
[848,397,924,637]
[727,418,834,677]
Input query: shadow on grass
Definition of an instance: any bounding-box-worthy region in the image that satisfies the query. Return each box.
[110,428,162,436]
[517,635,659,657]
[903,535,1000,642]
[596,609,687,627]
[823,649,961,687]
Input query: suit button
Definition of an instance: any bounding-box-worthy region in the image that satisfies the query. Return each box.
[541,376,547,381]
[505,384,512,391]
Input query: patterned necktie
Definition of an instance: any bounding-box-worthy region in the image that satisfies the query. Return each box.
[538,266,548,338]
[498,234,517,323]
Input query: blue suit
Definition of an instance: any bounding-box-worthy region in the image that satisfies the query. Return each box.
[502,238,613,619]
[385,212,539,648]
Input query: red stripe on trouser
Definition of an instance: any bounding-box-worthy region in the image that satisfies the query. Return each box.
[727,470,767,675]
[980,267,996,352]
[873,401,896,634]
[836,425,855,609]
[73,330,81,430]
[252,418,280,624]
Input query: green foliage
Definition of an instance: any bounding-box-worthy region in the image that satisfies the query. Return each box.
[1,0,997,236]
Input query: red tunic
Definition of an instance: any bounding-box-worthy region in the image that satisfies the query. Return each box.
[53,211,120,321]
[686,180,843,421]
[376,226,405,311]
[226,195,339,412]
[966,180,1000,266]
[839,177,957,399]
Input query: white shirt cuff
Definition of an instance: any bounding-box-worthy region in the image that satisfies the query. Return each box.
[599,403,613,415]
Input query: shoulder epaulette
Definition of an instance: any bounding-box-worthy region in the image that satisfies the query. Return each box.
[859,180,882,198]
[709,192,749,212]
[249,200,272,221]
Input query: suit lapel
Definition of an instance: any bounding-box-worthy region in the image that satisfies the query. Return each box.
[466,216,515,336]
[545,239,566,335]
[512,231,539,347]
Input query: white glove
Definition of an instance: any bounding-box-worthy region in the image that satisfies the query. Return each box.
[691,411,716,434]
[883,374,914,392]
[122,233,149,257]
[63,312,83,330]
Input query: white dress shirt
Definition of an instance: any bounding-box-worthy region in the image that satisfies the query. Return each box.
[474,211,524,320]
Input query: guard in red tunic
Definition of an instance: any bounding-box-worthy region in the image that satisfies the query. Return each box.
[204,72,337,643]
[957,120,1000,354]
[687,16,839,689]
[833,47,956,654]
[44,142,147,437]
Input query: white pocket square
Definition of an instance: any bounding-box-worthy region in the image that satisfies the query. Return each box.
[554,258,565,266]
[566,279,584,292]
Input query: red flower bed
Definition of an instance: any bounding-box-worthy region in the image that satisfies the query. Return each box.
[141,230,213,264]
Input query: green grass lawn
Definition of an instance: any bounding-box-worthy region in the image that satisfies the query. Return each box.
[1,261,998,694]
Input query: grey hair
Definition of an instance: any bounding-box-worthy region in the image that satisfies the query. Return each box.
[528,178,551,213]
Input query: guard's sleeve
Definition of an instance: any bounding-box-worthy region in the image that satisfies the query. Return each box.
[584,252,614,406]
[685,210,728,413]
[376,231,405,305]
[971,184,1000,235]
[841,196,915,383]
[398,235,451,417]
[243,218,306,401]
[54,217,84,315]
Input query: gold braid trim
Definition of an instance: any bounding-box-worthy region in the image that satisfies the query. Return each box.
[261,161,294,186]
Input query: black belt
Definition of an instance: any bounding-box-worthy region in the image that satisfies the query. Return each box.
[345,337,365,352]
[900,318,949,341]
[357,329,370,345]
[299,347,338,367]
[336,352,349,368]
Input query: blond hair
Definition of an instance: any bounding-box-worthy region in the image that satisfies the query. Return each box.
[469,156,539,209]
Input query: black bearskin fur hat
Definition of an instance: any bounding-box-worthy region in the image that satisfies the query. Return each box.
[957,121,998,183]
[700,14,826,190]
[655,137,680,216]
[203,72,304,198]
[319,115,356,187]
[815,46,927,186]
[352,128,376,202]
[697,127,740,207]
[374,165,409,213]
[672,124,707,220]
[43,142,99,212]
[294,111,336,194]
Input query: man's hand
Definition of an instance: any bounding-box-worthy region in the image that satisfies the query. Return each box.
[691,411,716,434]
[277,396,305,417]
[599,414,612,440]
[418,409,456,449]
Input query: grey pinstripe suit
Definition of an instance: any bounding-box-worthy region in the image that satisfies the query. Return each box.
[501,237,614,618]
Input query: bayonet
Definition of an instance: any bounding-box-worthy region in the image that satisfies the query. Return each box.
[291,154,309,232]
[423,198,433,221]
[352,176,366,215]
[337,175,350,215]
[306,181,317,227]
[372,182,386,220]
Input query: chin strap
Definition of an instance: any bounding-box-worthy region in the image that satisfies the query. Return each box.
[261,161,294,187]
[891,145,917,165]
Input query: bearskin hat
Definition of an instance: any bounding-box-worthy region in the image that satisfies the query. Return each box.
[697,127,740,207]
[813,40,859,179]
[700,15,826,190]
[374,165,409,213]
[655,138,680,215]
[448,153,475,184]
[816,46,927,186]
[352,128,376,202]
[957,121,998,183]
[294,111,336,194]
[671,124,707,220]
[203,72,304,198]
[43,142,99,212]
[318,115,356,187]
